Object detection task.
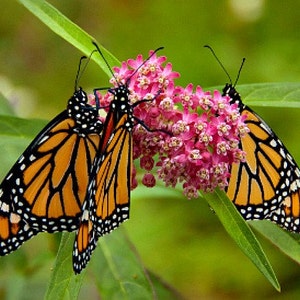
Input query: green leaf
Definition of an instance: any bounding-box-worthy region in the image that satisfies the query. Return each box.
[0,92,15,116]
[147,271,183,300]
[17,0,120,75]
[209,83,300,108]
[0,115,47,137]
[250,220,300,265]
[46,229,179,300]
[0,115,47,178]
[90,229,157,300]
[44,233,85,300]
[238,83,300,108]
[203,189,281,291]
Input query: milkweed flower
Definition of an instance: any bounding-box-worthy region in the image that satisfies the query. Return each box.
[94,50,248,198]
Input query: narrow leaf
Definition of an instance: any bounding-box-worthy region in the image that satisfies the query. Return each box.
[0,115,47,137]
[204,189,280,291]
[237,83,300,107]
[250,220,300,265]
[0,93,15,116]
[209,83,300,108]
[90,228,157,300]
[45,233,85,300]
[0,115,47,178]
[18,0,120,74]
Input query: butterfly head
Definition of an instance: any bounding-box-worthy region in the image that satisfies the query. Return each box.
[109,84,130,103]
[222,83,243,109]
[223,83,238,99]
[67,87,103,135]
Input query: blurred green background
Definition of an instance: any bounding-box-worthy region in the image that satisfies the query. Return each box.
[1,0,300,299]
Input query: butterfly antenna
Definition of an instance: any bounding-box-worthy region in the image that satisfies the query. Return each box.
[92,41,117,82]
[126,46,164,85]
[92,41,163,88]
[204,45,232,85]
[75,50,98,91]
[233,58,246,87]
[75,56,87,91]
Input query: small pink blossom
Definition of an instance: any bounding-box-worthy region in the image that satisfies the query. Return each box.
[140,156,155,171]
[142,173,156,187]
[93,49,248,198]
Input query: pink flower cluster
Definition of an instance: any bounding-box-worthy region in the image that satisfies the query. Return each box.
[93,51,249,199]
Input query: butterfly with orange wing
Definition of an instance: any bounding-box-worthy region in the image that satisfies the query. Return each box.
[72,43,164,274]
[0,56,102,255]
[224,84,300,232]
[205,45,300,231]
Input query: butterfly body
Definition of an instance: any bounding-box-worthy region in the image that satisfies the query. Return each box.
[224,84,300,232]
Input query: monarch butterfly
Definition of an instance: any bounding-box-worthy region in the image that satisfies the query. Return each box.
[223,84,300,232]
[204,45,300,232]
[72,43,164,274]
[0,56,103,256]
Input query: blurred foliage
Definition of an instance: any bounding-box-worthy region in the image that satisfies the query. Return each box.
[1,0,300,299]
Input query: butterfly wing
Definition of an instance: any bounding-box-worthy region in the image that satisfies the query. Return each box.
[72,199,99,274]
[91,86,133,236]
[91,113,132,236]
[224,84,300,232]
[0,195,38,255]
[0,88,102,250]
[72,87,132,274]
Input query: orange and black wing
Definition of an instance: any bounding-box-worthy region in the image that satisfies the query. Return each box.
[72,199,99,273]
[73,85,132,274]
[224,84,300,232]
[92,113,132,235]
[0,88,102,255]
[0,197,38,255]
